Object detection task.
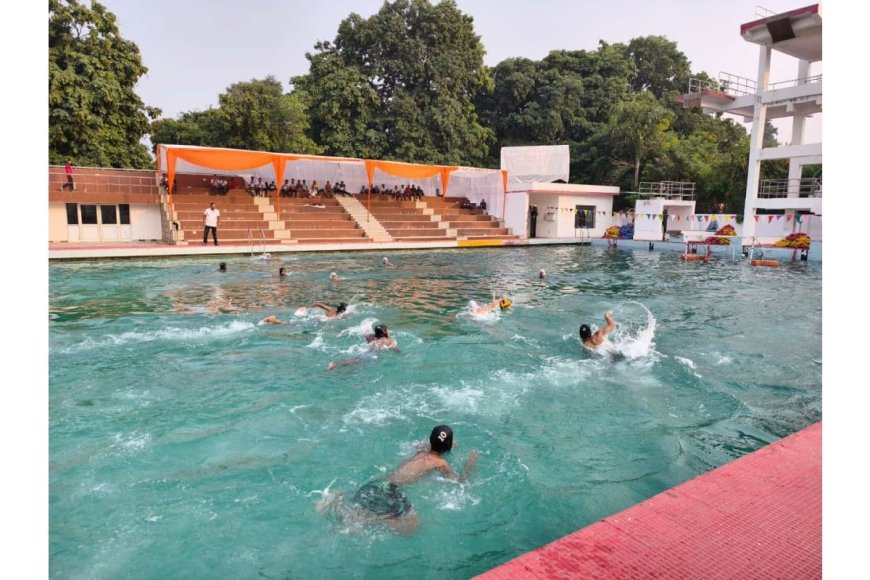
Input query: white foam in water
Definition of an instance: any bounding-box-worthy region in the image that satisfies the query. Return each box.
[597,301,657,360]
[306,332,326,350]
[55,321,256,353]
[339,318,377,337]
[675,356,703,378]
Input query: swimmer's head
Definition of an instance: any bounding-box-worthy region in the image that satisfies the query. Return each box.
[373,323,388,338]
[329,272,338,280]
[430,425,454,453]
[499,298,512,310]
[539,269,546,278]
[218,262,227,272]
[279,267,286,276]
[337,302,348,314]
[383,257,389,264]
[579,324,592,341]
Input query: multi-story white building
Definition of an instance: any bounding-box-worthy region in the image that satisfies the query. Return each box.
[678,4,822,244]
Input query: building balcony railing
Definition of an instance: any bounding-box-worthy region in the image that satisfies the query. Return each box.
[758,177,822,198]
[630,181,696,200]
[767,74,823,91]
[49,166,159,196]
[687,72,757,98]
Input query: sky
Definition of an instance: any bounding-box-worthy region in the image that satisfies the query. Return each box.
[3,1,868,576]
[103,0,823,144]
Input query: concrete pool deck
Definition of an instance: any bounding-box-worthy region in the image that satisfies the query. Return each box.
[476,421,821,579]
[48,236,820,261]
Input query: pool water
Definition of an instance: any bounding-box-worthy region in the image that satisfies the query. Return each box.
[49,246,822,579]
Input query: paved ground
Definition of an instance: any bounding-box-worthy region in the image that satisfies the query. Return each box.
[476,422,821,579]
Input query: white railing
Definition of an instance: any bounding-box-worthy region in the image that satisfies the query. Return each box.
[759,177,822,198]
[755,6,777,18]
[687,72,756,98]
[768,74,823,91]
[632,181,696,200]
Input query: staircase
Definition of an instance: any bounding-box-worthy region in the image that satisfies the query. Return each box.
[275,197,368,243]
[335,196,393,242]
[421,197,518,240]
[171,188,284,246]
[354,195,455,241]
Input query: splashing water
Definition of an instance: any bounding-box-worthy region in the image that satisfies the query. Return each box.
[598,301,657,360]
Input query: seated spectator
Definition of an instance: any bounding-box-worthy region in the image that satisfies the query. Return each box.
[323,181,334,198]
[479,199,487,212]
[359,185,369,195]
[247,176,257,196]
[255,177,266,197]
[371,184,381,195]
[413,185,424,201]
[160,174,168,193]
[281,179,291,197]
[460,199,471,209]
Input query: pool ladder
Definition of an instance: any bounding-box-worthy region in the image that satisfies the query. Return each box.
[248,228,268,258]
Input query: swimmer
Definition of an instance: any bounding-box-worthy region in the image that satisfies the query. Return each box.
[579,310,616,349]
[329,272,342,282]
[316,425,478,534]
[365,323,399,352]
[538,268,546,279]
[469,297,512,315]
[327,322,399,370]
[382,256,394,267]
[308,302,347,319]
[260,315,285,325]
[218,262,227,272]
[279,267,287,278]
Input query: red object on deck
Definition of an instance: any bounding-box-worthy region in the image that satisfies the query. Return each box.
[477,422,821,579]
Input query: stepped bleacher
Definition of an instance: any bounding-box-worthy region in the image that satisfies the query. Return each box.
[421,197,518,240]
[172,187,281,245]
[276,198,367,242]
[354,195,452,241]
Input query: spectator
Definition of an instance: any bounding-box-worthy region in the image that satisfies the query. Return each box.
[203,202,220,246]
[255,177,265,197]
[247,176,256,196]
[479,199,487,213]
[62,160,75,191]
[281,179,291,197]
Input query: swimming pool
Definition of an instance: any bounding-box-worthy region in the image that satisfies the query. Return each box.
[49,246,822,579]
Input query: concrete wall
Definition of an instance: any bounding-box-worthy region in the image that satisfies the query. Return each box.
[49,202,163,243]
[504,192,529,238]
[534,195,560,238]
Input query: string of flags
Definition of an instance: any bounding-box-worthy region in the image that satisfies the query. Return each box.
[752,214,812,224]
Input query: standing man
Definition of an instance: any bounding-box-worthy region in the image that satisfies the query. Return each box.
[62,160,75,191]
[203,202,220,246]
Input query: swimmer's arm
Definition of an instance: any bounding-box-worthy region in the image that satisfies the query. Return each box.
[458,450,479,483]
[602,311,615,335]
[310,302,335,316]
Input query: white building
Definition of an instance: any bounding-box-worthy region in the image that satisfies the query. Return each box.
[677,4,822,244]
[500,145,619,240]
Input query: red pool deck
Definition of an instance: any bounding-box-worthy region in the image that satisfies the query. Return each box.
[477,422,821,579]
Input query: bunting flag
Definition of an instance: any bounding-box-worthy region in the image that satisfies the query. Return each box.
[697,215,704,222]
[768,215,775,223]
[675,215,681,222]
[786,215,793,222]
[775,215,783,221]
[646,214,652,220]
[795,214,803,224]
[658,214,664,221]
[754,215,759,222]
[704,215,710,222]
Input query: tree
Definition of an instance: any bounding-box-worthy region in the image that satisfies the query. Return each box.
[49,0,159,168]
[150,77,323,155]
[293,0,494,165]
[624,36,692,99]
[605,91,675,189]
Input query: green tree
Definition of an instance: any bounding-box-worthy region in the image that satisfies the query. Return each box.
[624,35,692,99]
[605,91,675,189]
[150,77,322,155]
[293,0,494,165]
[49,0,159,168]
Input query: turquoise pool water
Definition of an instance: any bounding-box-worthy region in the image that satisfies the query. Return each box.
[49,246,822,579]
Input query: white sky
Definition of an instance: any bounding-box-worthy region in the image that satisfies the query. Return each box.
[104,0,822,143]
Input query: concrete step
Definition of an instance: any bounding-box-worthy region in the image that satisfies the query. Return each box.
[290,230,367,239]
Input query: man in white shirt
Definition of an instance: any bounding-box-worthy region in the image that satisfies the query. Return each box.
[203,202,220,246]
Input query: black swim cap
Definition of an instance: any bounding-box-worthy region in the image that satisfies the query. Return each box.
[374,323,388,338]
[337,302,348,313]
[579,324,592,341]
[430,425,454,453]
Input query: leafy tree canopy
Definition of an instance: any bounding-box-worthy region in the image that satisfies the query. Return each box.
[293,0,494,165]
[150,77,323,155]
[49,0,159,168]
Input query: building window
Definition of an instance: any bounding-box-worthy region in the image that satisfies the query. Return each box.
[575,205,596,229]
[119,204,130,225]
[80,205,98,225]
[101,205,118,225]
[65,203,78,225]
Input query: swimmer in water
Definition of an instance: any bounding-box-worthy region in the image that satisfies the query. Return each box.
[329,272,342,282]
[579,310,616,349]
[315,425,479,534]
[327,323,399,370]
[469,297,512,315]
[279,267,287,278]
[538,269,546,279]
[218,262,227,272]
[382,256,394,267]
[266,302,348,325]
